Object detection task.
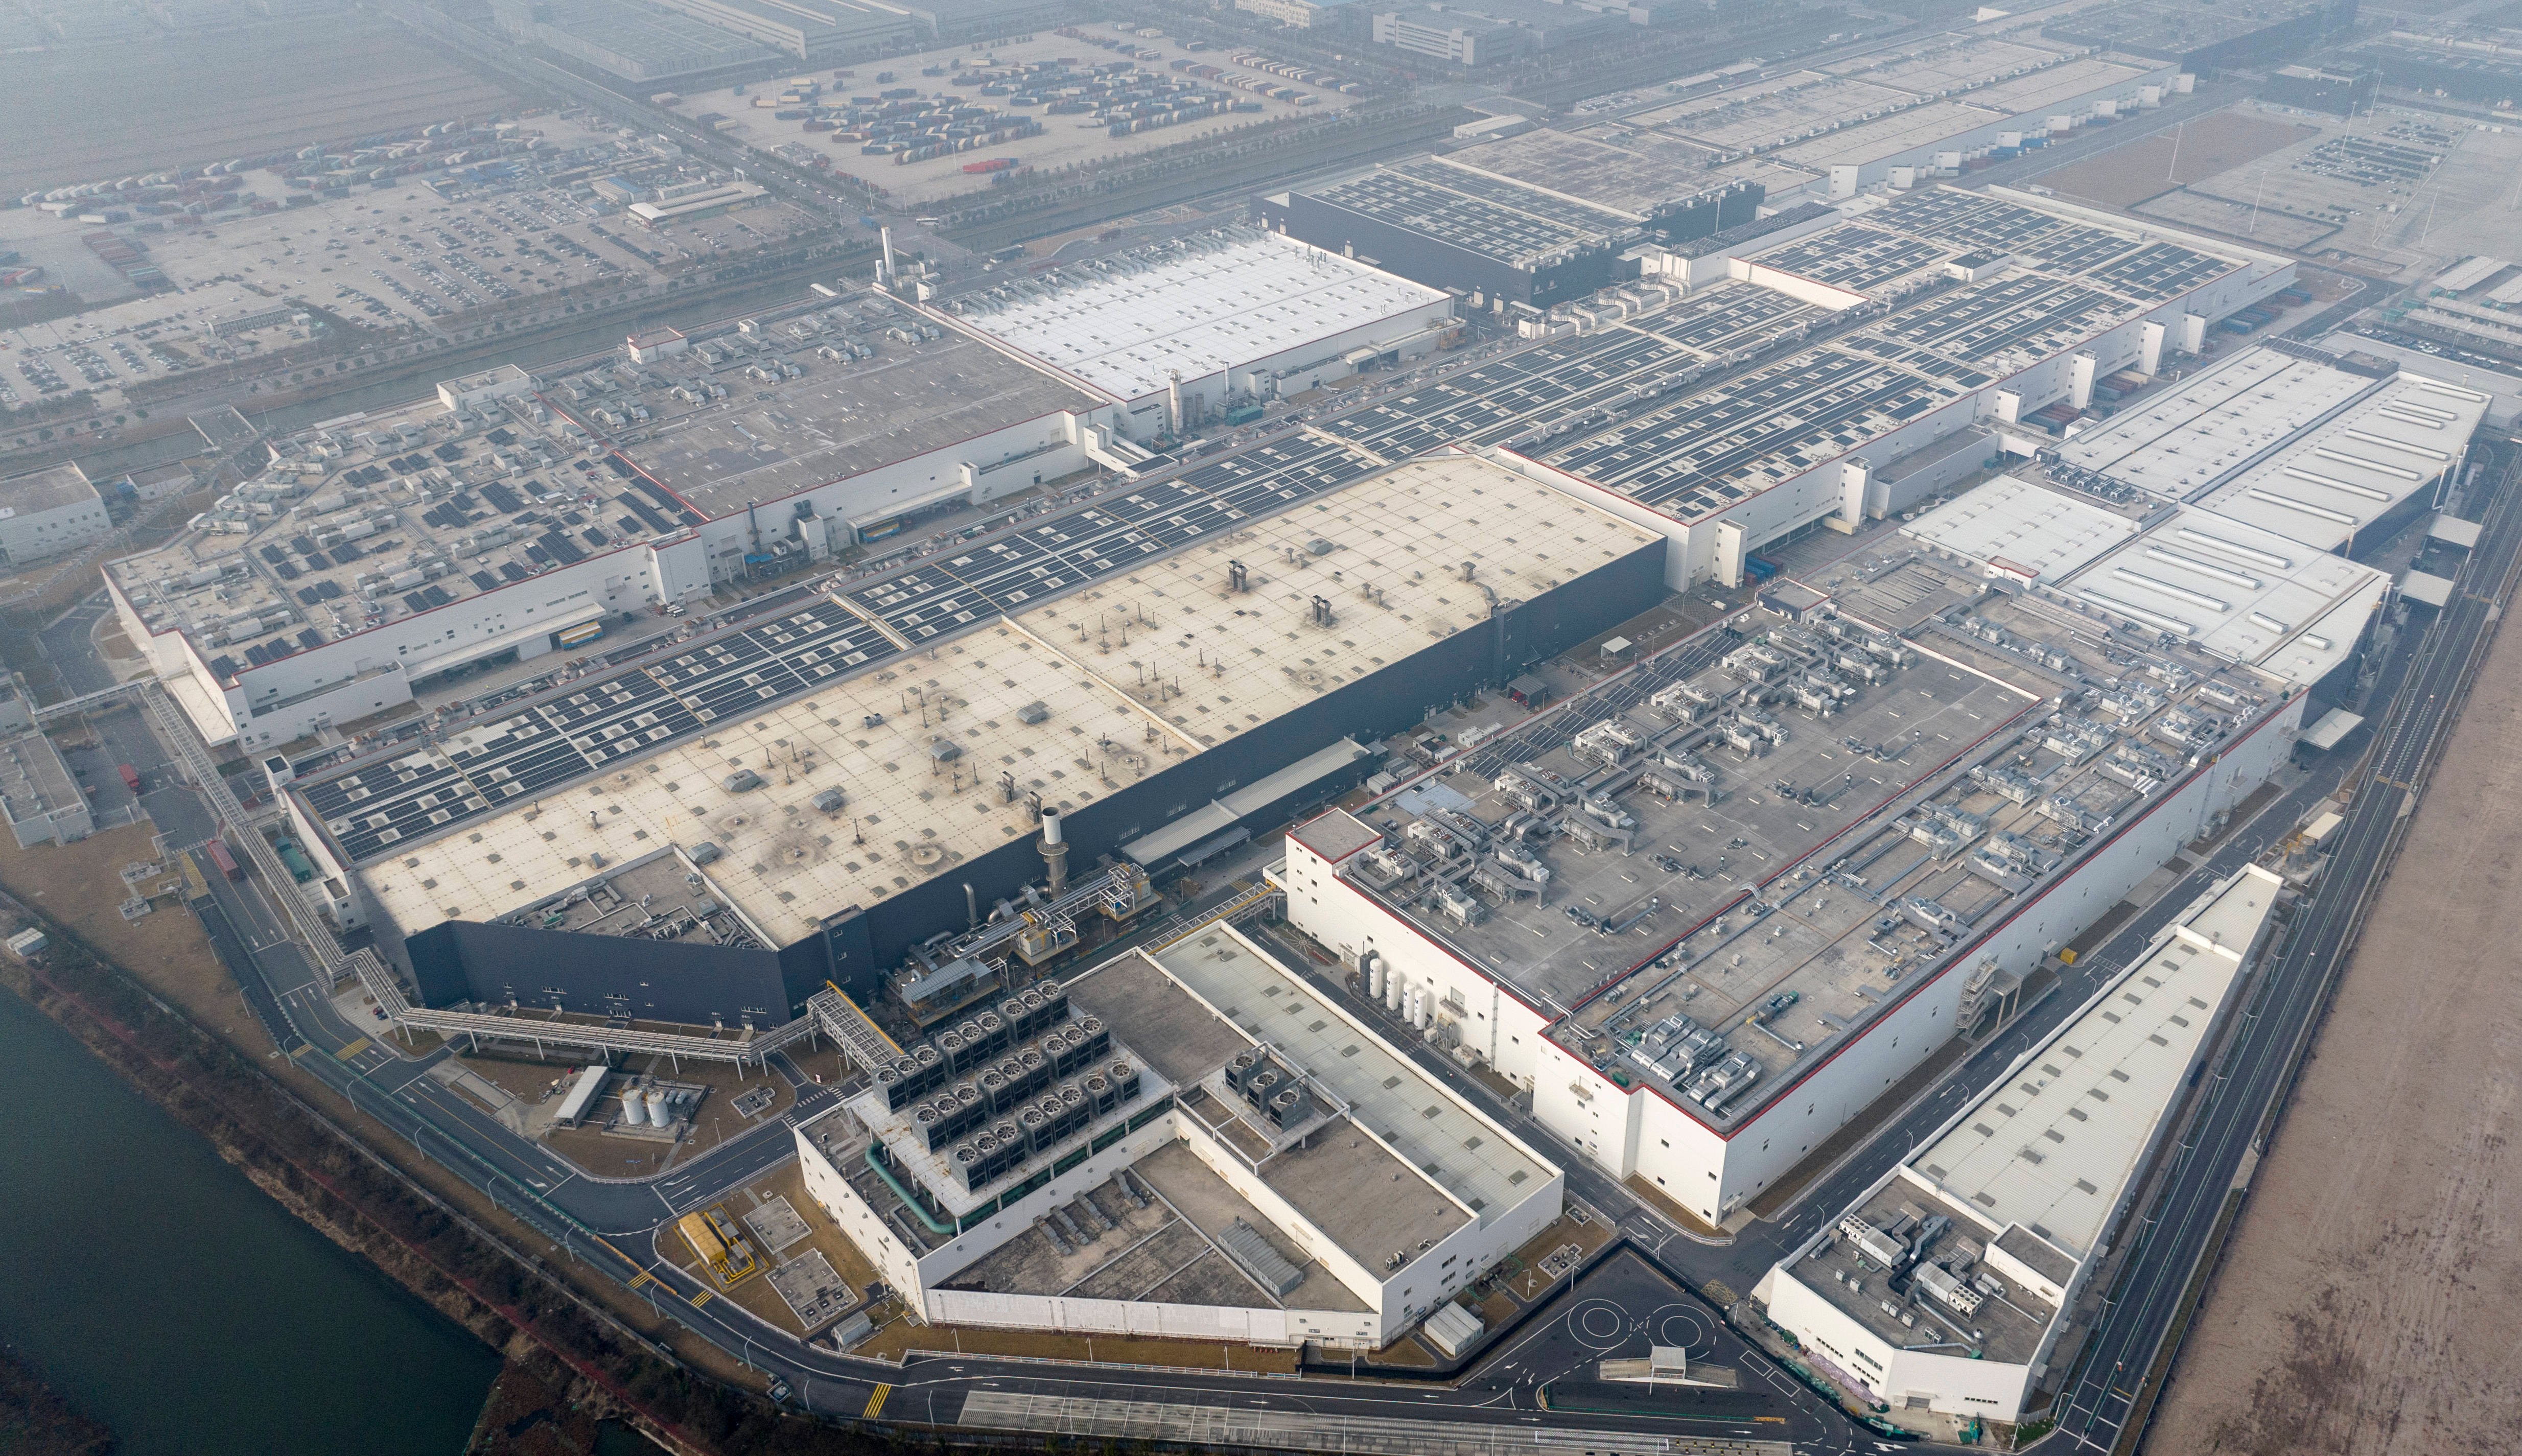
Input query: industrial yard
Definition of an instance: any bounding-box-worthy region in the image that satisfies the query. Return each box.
[665,23,1364,208]
[9,0,2522,1451]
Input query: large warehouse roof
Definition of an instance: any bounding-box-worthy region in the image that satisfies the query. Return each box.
[951,230,1448,403]
[345,453,1655,947]
[1909,864,2280,1256]
[2049,345,2393,503]
[2189,369,2492,552]
[1005,451,1657,751]
[2061,505,2390,686]
[619,323,1100,522]
[1529,188,2255,522]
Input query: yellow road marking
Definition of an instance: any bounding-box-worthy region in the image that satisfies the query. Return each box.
[688,1289,712,1307]
[290,1044,313,1059]
[628,1271,655,1289]
[333,1037,370,1061]
[863,1384,891,1418]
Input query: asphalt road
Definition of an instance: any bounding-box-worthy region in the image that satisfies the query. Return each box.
[2034,442,2522,1453]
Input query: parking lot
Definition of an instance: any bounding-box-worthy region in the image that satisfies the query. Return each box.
[669,22,1363,208]
[0,112,829,415]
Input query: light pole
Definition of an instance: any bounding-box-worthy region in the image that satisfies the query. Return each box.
[2166,120,2184,182]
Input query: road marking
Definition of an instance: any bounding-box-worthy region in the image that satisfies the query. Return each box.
[688,1289,713,1307]
[628,1270,655,1289]
[333,1037,371,1061]
[863,1384,892,1418]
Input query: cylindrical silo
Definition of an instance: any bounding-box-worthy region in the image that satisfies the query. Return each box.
[619,1087,649,1126]
[645,1088,671,1126]
[1385,972,1404,1013]
[1366,958,1384,1000]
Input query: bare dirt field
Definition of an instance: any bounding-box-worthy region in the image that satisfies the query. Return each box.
[2152,615,2522,1454]
[2036,110,2317,208]
[0,818,264,1048]
[0,18,518,197]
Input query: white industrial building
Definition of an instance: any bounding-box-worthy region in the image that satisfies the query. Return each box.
[1623,27,2186,201]
[2045,340,2492,556]
[796,923,1561,1350]
[1493,186,2298,591]
[1754,863,2282,1422]
[943,228,1456,439]
[107,250,1461,752]
[1268,338,2446,1229]
[0,463,112,566]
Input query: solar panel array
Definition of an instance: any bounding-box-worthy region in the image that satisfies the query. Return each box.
[303,602,899,863]
[845,433,1380,640]
[303,432,1383,866]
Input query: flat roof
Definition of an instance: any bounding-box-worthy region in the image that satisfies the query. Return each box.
[1002,453,1662,751]
[1782,863,2281,1365]
[0,732,84,826]
[1437,130,1735,219]
[1908,466,2393,688]
[1146,925,1552,1225]
[1295,161,1645,271]
[2049,346,2390,503]
[1532,189,2249,522]
[358,612,1182,947]
[0,463,99,515]
[617,320,1100,524]
[1902,474,2141,582]
[108,387,622,686]
[2060,503,2391,687]
[2187,369,2494,551]
[1336,577,2297,1129]
[950,230,1448,404]
[1913,865,2281,1254]
[339,454,1650,947]
[939,1136,1370,1312]
[109,290,1061,684]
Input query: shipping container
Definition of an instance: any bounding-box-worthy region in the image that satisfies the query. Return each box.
[206,838,242,881]
[118,763,142,793]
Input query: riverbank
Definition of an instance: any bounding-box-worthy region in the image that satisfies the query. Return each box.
[0,799,992,1454]
[0,1343,115,1456]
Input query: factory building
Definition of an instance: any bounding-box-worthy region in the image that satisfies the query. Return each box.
[109,253,1470,752]
[1257,138,1763,308]
[2042,0,2328,72]
[0,463,112,566]
[640,0,921,61]
[1755,863,2282,1422]
[2042,340,2491,559]
[1271,340,2437,1226]
[795,923,1562,1349]
[1490,186,2295,591]
[487,0,777,82]
[942,229,1456,438]
[1621,29,2185,201]
[0,730,92,848]
[1278,557,2318,1225]
[1234,0,1374,28]
[282,452,1665,1029]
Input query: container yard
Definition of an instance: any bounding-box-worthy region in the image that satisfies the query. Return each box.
[664,24,1364,207]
